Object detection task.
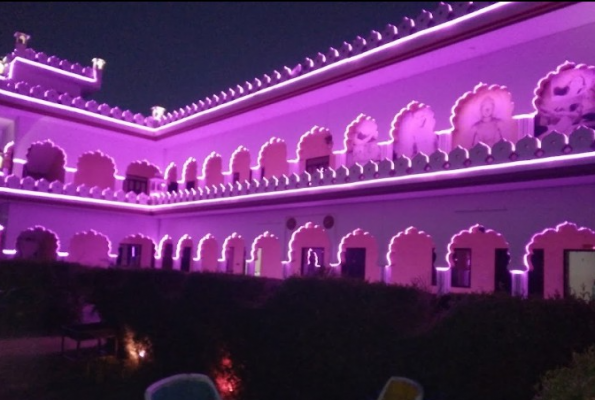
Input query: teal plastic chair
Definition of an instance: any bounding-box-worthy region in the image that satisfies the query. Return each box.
[144,373,222,400]
[377,376,424,400]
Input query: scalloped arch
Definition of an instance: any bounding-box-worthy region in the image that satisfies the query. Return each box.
[391,101,438,159]
[74,150,116,190]
[24,139,66,183]
[258,137,288,179]
[451,83,517,149]
[67,229,111,267]
[16,225,59,262]
[533,61,595,137]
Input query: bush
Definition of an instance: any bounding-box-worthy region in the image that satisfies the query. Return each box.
[3,261,595,400]
[0,260,87,336]
[534,345,595,400]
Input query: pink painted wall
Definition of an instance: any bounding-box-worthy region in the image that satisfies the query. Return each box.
[67,230,110,267]
[166,164,177,184]
[203,154,224,188]
[297,127,335,173]
[388,227,435,289]
[447,225,508,293]
[5,107,161,179]
[74,151,116,190]
[159,4,595,173]
[199,234,219,272]
[252,232,283,279]
[526,222,595,298]
[126,161,160,179]
[230,147,251,183]
[184,159,198,185]
[258,138,288,179]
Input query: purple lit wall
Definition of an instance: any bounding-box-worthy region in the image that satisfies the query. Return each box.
[0,3,595,298]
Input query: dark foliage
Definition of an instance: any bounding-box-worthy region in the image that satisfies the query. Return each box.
[0,260,87,336]
[3,261,595,400]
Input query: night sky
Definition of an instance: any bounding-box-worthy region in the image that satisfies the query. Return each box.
[0,2,437,115]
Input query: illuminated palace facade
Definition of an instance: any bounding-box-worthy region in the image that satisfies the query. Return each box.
[1,2,595,298]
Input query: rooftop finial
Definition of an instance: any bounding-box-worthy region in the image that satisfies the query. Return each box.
[92,58,106,70]
[14,32,31,51]
[151,106,166,120]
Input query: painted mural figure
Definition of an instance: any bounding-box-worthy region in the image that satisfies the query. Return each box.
[352,119,381,164]
[535,69,595,136]
[408,106,437,156]
[471,96,504,147]
[391,102,437,159]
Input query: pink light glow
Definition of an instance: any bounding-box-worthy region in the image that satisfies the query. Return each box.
[175,234,192,260]
[0,2,512,138]
[164,162,176,183]
[532,61,594,113]
[0,186,150,210]
[510,269,527,275]
[201,152,222,180]
[513,112,536,120]
[385,226,433,266]
[2,56,100,84]
[246,231,278,263]
[334,228,375,267]
[340,113,376,155]
[445,224,508,267]
[194,233,216,262]
[0,88,157,133]
[150,2,510,133]
[219,232,243,261]
[450,82,517,149]
[258,137,285,167]
[25,139,69,176]
[286,221,328,266]
[228,146,250,174]
[435,266,450,272]
[296,126,333,161]
[126,159,163,178]
[155,234,171,260]
[151,150,595,212]
[5,146,595,213]
[3,141,14,154]
[14,225,61,260]
[307,248,322,268]
[180,157,198,184]
[7,144,595,211]
[2,249,16,255]
[523,222,595,270]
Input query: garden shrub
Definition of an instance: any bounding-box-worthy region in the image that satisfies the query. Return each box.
[534,345,595,400]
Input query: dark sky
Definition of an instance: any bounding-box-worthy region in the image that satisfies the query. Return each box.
[0,2,437,115]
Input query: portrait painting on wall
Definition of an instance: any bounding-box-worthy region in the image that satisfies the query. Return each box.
[391,101,437,159]
[533,62,595,137]
[451,83,517,149]
[345,115,381,165]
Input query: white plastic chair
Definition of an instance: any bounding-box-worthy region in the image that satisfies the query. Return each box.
[144,373,222,400]
[377,376,424,400]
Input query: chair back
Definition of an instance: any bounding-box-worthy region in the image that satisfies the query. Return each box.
[145,373,222,400]
[377,376,424,400]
